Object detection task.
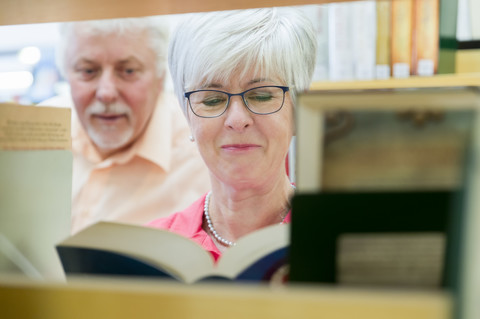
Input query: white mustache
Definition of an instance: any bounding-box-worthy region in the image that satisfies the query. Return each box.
[86,101,132,117]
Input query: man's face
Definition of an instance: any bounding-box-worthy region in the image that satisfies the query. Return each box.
[65,27,164,158]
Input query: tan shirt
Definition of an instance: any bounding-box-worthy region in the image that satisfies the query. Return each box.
[40,93,210,234]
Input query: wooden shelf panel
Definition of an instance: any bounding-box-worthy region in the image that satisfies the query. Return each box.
[309,73,480,92]
[0,277,452,319]
[0,0,357,26]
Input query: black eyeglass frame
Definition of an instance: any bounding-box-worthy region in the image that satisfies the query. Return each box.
[184,85,290,118]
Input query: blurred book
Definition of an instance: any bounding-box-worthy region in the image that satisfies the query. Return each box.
[412,0,439,76]
[290,190,460,290]
[328,2,354,81]
[438,0,459,73]
[468,0,480,40]
[391,0,414,78]
[375,0,392,79]
[0,103,72,281]
[351,1,376,80]
[310,5,330,82]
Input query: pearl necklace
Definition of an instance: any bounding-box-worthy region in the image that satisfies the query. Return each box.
[204,185,295,247]
[204,192,236,246]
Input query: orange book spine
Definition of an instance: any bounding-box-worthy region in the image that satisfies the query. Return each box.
[391,0,414,78]
[412,0,440,76]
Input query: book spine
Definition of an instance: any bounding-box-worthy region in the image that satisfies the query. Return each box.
[301,5,329,82]
[469,0,480,40]
[457,0,472,41]
[438,0,458,74]
[351,0,377,80]
[412,0,440,76]
[375,0,392,79]
[328,2,354,82]
[314,5,330,82]
[391,0,414,78]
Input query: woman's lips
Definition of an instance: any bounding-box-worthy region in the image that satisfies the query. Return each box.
[221,144,261,151]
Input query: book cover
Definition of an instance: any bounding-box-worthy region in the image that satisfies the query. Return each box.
[0,103,72,281]
[289,190,460,289]
[56,221,289,284]
[412,0,440,76]
[391,0,414,78]
[375,0,392,79]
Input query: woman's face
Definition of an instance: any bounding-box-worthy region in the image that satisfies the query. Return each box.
[187,70,294,189]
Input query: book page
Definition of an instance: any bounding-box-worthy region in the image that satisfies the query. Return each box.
[215,223,289,279]
[58,222,216,283]
[0,150,72,281]
[0,103,71,150]
[337,232,445,288]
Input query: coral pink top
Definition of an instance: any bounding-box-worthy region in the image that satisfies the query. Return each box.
[147,193,291,262]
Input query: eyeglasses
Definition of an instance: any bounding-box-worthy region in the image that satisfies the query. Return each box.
[184,85,289,118]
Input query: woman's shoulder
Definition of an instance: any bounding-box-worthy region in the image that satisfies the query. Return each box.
[146,194,207,236]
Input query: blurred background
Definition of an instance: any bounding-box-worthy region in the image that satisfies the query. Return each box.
[0,22,67,104]
[0,0,478,106]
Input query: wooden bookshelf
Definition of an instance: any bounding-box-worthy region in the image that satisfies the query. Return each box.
[298,73,480,192]
[309,72,480,91]
[1,1,477,319]
[0,0,361,26]
[0,276,452,319]
[296,73,480,319]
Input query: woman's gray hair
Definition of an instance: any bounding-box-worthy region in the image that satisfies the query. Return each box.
[168,7,317,116]
[55,16,170,78]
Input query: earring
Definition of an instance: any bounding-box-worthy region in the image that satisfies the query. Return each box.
[189,135,195,142]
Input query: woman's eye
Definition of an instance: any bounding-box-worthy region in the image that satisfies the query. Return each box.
[203,96,226,106]
[248,93,273,102]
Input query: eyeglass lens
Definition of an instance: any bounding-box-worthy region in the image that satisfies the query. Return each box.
[188,86,286,117]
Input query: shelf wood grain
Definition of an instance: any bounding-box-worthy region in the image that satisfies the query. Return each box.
[309,73,480,91]
[0,277,452,319]
[0,0,359,26]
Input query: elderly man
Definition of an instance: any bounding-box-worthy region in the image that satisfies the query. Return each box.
[41,17,210,234]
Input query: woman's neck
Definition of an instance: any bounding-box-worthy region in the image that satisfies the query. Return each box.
[204,177,294,250]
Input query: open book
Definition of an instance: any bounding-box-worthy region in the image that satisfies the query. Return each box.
[0,103,72,281]
[56,221,289,284]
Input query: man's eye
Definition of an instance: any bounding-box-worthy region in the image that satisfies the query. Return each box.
[119,67,139,79]
[77,68,98,79]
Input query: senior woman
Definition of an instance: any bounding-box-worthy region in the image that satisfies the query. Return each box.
[148,7,316,260]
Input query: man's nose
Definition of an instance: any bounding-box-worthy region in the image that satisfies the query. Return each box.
[96,71,119,104]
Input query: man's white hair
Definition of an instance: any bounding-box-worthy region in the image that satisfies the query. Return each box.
[55,16,170,78]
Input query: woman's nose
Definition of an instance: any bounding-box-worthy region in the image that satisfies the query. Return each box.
[223,96,253,131]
